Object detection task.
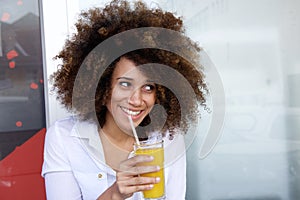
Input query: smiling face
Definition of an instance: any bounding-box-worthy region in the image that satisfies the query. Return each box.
[105,57,156,135]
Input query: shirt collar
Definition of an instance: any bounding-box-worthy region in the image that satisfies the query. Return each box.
[70,118,115,174]
[70,119,100,146]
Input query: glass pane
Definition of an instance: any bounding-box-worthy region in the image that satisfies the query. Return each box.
[153,0,300,200]
[0,0,45,160]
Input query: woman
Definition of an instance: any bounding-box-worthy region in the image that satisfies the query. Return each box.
[42,0,208,199]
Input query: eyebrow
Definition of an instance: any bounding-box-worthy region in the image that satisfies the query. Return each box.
[117,77,133,80]
[117,77,155,84]
[146,80,155,83]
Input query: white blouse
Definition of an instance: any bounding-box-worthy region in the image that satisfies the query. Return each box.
[42,117,186,200]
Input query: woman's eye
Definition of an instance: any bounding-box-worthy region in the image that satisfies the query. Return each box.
[143,84,155,92]
[119,81,131,87]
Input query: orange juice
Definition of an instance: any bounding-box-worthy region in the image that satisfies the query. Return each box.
[135,143,165,199]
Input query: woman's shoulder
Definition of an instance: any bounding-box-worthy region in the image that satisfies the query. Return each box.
[163,130,185,145]
[48,116,76,134]
[163,131,186,167]
[47,116,97,138]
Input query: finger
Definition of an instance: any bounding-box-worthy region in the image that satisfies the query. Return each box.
[124,176,161,186]
[116,176,161,197]
[121,155,154,167]
[134,165,160,175]
[118,165,160,176]
[117,170,161,183]
[117,183,155,195]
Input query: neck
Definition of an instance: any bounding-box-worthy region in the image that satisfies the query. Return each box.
[101,112,134,151]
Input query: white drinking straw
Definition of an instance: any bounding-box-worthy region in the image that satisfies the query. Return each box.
[128,116,140,146]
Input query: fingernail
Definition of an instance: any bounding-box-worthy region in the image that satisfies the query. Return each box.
[156,166,160,171]
[156,177,160,182]
[149,184,154,188]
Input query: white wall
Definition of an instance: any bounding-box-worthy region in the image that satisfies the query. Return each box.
[42,0,71,127]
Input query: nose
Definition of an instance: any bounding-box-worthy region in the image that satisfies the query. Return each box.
[128,89,143,106]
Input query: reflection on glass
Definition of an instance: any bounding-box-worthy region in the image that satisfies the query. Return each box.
[0,0,45,159]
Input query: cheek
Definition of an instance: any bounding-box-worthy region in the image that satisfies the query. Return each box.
[147,94,156,106]
[109,90,121,104]
[111,87,131,101]
[105,98,112,113]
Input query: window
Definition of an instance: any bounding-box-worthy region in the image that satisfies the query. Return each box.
[0,0,45,160]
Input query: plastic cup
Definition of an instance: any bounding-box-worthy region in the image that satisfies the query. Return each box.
[134,140,165,200]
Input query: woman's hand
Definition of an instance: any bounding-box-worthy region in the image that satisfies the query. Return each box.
[112,155,160,200]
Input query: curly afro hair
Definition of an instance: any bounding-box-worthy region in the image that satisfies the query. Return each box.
[51,0,208,138]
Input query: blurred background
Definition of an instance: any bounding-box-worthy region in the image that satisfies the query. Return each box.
[1,0,299,199]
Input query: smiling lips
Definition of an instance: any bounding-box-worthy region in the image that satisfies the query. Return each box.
[120,106,143,117]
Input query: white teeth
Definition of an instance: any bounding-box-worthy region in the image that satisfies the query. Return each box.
[121,107,141,116]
